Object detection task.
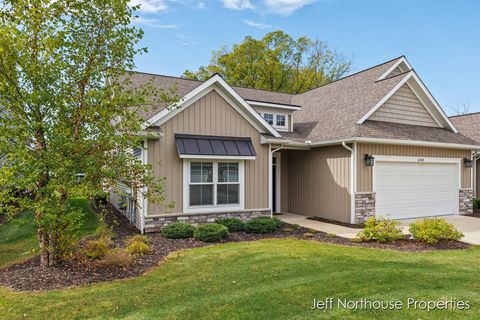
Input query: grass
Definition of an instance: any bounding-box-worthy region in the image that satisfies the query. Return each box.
[0,198,100,268]
[1,239,480,319]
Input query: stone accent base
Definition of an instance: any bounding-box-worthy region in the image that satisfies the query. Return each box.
[355,192,376,224]
[144,210,271,233]
[459,189,473,215]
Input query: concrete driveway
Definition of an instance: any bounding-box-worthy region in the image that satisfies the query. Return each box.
[398,215,480,245]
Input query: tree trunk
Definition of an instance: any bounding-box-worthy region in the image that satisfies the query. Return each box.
[37,227,56,267]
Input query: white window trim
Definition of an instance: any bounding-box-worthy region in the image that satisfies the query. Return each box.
[183,160,245,213]
[261,112,289,131]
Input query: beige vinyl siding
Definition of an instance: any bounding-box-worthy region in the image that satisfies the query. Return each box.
[476,160,480,198]
[356,143,472,192]
[369,84,439,127]
[287,145,351,223]
[147,89,270,216]
[280,150,289,212]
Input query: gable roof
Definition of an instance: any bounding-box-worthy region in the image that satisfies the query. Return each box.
[139,74,282,138]
[124,56,478,148]
[450,112,480,143]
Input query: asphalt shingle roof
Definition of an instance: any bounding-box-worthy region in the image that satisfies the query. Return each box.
[450,113,480,144]
[122,57,479,147]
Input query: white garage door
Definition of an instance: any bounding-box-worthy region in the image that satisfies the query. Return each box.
[375,160,459,220]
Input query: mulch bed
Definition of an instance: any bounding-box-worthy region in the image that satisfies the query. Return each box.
[306,216,364,229]
[469,209,480,218]
[0,205,471,292]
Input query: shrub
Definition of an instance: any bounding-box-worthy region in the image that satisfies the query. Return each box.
[357,217,404,243]
[126,240,151,256]
[409,218,464,244]
[216,218,245,232]
[98,249,133,268]
[161,223,195,239]
[83,238,111,259]
[244,217,283,234]
[95,224,116,240]
[193,223,229,242]
[473,198,480,210]
[125,234,150,246]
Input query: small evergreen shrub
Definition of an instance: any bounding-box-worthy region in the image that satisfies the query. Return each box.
[161,222,195,239]
[357,217,404,243]
[244,217,283,234]
[216,218,245,232]
[126,240,151,256]
[193,223,229,242]
[409,218,464,244]
[473,198,480,210]
[98,249,133,267]
[83,238,111,259]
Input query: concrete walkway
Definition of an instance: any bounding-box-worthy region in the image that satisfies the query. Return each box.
[278,213,359,239]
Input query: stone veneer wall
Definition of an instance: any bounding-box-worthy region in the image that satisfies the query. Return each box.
[459,189,473,215]
[144,210,271,233]
[354,192,376,224]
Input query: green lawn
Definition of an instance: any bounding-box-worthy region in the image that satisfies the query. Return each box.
[0,199,100,268]
[1,239,479,319]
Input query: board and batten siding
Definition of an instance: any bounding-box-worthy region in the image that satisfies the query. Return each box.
[476,160,480,198]
[369,84,439,128]
[356,143,472,192]
[147,89,269,216]
[286,145,351,223]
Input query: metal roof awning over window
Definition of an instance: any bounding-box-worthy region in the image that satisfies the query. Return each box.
[175,134,256,160]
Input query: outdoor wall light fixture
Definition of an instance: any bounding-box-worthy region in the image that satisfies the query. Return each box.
[464,158,473,168]
[364,154,375,167]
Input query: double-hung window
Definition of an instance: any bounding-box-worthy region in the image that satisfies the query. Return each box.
[185,161,244,212]
[263,113,274,125]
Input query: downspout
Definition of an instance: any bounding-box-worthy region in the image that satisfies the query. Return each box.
[270,144,284,218]
[341,142,356,224]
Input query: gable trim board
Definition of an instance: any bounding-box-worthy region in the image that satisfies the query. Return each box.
[376,56,412,81]
[357,71,458,133]
[245,100,301,111]
[141,74,282,138]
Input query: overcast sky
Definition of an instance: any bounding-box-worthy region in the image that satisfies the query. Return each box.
[131,0,480,115]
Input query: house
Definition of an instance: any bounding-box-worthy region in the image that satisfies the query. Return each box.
[111,56,480,233]
[450,112,480,198]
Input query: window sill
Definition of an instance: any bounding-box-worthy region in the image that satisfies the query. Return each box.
[183,205,245,214]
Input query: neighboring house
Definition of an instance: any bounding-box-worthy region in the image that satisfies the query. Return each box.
[450,113,480,198]
[111,56,480,233]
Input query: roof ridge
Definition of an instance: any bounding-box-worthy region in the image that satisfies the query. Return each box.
[296,55,406,95]
[449,111,480,118]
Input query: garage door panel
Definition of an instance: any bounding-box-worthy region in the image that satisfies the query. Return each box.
[375,161,459,220]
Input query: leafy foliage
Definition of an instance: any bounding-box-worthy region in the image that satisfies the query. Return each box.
[83,238,111,260]
[244,217,283,234]
[473,198,480,210]
[409,218,464,244]
[0,0,173,266]
[215,218,245,232]
[357,217,404,243]
[183,31,351,94]
[161,223,195,239]
[125,240,151,256]
[98,248,133,268]
[193,223,229,242]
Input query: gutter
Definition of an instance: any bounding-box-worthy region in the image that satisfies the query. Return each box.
[261,136,480,151]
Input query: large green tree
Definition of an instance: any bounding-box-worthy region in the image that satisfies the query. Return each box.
[183,31,352,94]
[0,0,169,267]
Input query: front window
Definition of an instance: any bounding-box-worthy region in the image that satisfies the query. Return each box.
[187,161,243,210]
[263,113,274,125]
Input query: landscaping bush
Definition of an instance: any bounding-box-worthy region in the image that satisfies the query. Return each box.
[473,198,480,210]
[126,240,151,256]
[83,238,111,259]
[193,223,229,242]
[98,249,133,268]
[95,223,116,240]
[356,217,404,243]
[409,218,464,244]
[161,223,195,239]
[216,218,245,232]
[244,217,283,234]
[125,234,150,246]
